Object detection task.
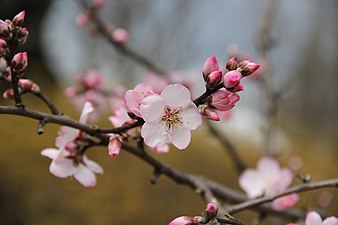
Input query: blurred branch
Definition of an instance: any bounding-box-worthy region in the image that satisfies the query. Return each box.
[29,91,60,115]
[225,178,338,215]
[76,0,166,75]
[205,120,246,174]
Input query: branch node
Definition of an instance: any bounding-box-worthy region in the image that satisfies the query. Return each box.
[37,119,46,135]
[150,169,161,184]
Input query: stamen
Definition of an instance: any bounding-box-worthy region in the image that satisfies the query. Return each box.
[162,106,183,133]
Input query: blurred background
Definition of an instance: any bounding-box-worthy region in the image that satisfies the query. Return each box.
[0,0,337,224]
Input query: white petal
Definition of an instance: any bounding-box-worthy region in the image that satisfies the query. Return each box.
[275,169,293,193]
[151,144,170,154]
[79,101,94,124]
[140,95,165,123]
[73,164,97,187]
[161,84,191,108]
[323,217,338,225]
[169,126,191,150]
[306,212,323,225]
[239,169,265,198]
[257,157,281,177]
[55,126,78,148]
[49,158,76,178]
[83,156,104,174]
[141,122,169,147]
[134,83,153,98]
[41,148,59,159]
[181,104,202,130]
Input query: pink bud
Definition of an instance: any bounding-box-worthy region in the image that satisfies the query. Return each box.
[112,28,129,44]
[168,216,199,225]
[76,13,89,27]
[0,20,10,38]
[199,105,220,121]
[17,27,29,45]
[205,203,218,218]
[232,84,243,92]
[202,56,219,80]
[223,70,242,88]
[92,0,106,8]
[64,86,78,97]
[211,89,239,111]
[238,60,260,76]
[12,11,26,27]
[226,56,238,71]
[206,70,222,89]
[11,52,28,72]
[3,88,14,99]
[18,79,40,93]
[0,38,8,56]
[78,70,103,89]
[108,135,122,158]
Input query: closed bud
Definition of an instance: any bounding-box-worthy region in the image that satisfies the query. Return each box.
[0,38,8,56]
[75,13,89,27]
[226,56,238,71]
[0,20,11,39]
[211,89,240,111]
[12,11,26,27]
[232,84,243,92]
[92,0,106,8]
[111,28,129,44]
[108,135,122,158]
[168,216,200,225]
[17,27,29,45]
[199,105,220,121]
[3,88,14,99]
[202,56,219,80]
[12,52,28,72]
[206,70,222,89]
[205,203,218,218]
[238,60,260,76]
[223,70,242,88]
[18,79,40,93]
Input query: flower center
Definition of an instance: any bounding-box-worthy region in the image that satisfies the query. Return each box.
[162,105,183,133]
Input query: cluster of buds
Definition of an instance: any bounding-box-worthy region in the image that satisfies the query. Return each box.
[2,78,40,99]
[0,11,29,45]
[200,56,259,121]
[169,203,219,225]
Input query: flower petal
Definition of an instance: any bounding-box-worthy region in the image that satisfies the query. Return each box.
[141,122,169,148]
[124,89,142,117]
[169,126,191,150]
[181,103,202,130]
[49,158,76,178]
[73,164,97,187]
[323,217,338,225]
[257,157,281,177]
[134,83,153,98]
[55,126,79,148]
[161,84,191,108]
[272,193,299,210]
[150,144,170,154]
[41,148,59,159]
[239,169,265,198]
[79,101,94,124]
[140,95,165,123]
[83,156,104,174]
[306,212,323,225]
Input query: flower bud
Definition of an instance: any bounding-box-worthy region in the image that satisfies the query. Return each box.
[92,0,106,8]
[112,28,129,44]
[238,60,260,76]
[12,11,26,27]
[108,135,122,158]
[0,20,11,39]
[76,13,89,27]
[211,89,240,111]
[226,56,238,71]
[16,27,29,45]
[168,216,199,225]
[232,84,243,92]
[202,56,219,80]
[11,52,28,72]
[18,79,40,93]
[223,70,242,88]
[205,203,218,218]
[0,38,8,56]
[206,70,222,89]
[2,88,14,99]
[199,105,220,121]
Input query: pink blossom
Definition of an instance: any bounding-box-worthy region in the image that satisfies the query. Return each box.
[223,70,242,88]
[211,89,240,111]
[226,56,238,71]
[112,28,129,43]
[41,102,104,187]
[76,13,89,27]
[205,202,218,217]
[288,212,338,225]
[140,84,202,150]
[202,56,219,79]
[168,216,199,225]
[109,105,133,128]
[272,193,300,211]
[124,83,154,117]
[239,157,299,210]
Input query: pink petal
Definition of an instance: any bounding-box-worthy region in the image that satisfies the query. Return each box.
[140,95,165,123]
[271,193,299,210]
[49,158,76,178]
[55,126,78,149]
[169,126,191,150]
[274,168,293,193]
[79,101,94,124]
[323,217,338,225]
[181,104,202,130]
[239,169,265,198]
[257,157,281,177]
[161,84,191,108]
[134,83,153,98]
[124,89,142,117]
[169,216,196,225]
[150,144,170,154]
[73,164,97,187]
[41,148,59,159]
[83,156,104,174]
[141,122,169,148]
[306,212,323,225]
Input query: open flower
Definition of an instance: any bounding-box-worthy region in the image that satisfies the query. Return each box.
[287,211,338,225]
[41,102,103,187]
[239,157,299,210]
[124,83,154,117]
[140,84,202,150]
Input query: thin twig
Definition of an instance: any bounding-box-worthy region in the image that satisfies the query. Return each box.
[30,92,60,115]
